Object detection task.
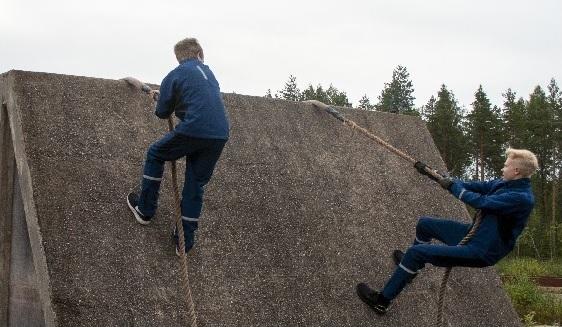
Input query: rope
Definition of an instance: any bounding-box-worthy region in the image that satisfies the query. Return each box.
[166,117,198,327]
[306,100,482,326]
[435,210,482,327]
[123,77,198,325]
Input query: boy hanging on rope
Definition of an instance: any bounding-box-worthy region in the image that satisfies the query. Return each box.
[356,148,538,314]
[127,37,230,255]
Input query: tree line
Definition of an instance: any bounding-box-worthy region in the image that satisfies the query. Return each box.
[268,67,562,261]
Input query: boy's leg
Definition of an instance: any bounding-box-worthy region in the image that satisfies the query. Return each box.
[178,139,226,252]
[414,217,471,246]
[382,243,486,301]
[136,132,190,217]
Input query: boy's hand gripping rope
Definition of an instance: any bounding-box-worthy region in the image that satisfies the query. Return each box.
[122,77,198,327]
[305,100,482,327]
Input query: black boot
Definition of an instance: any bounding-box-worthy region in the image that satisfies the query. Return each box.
[392,250,404,266]
[356,283,391,315]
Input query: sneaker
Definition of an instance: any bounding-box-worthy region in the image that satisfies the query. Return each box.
[392,250,404,266]
[356,283,391,315]
[127,193,152,225]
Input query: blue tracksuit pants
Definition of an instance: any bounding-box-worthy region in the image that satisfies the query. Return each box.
[382,217,488,300]
[137,131,226,247]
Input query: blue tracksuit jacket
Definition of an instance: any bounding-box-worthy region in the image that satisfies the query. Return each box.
[155,58,230,140]
[449,178,534,264]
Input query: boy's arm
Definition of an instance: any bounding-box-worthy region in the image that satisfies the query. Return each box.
[458,179,497,194]
[448,181,526,212]
[154,72,176,119]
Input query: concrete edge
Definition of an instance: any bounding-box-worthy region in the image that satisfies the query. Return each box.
[0,88,16,327]
[4,71,57,326]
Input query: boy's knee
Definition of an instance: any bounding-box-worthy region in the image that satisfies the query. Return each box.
[401,246,426,272]
[416,216,433,233]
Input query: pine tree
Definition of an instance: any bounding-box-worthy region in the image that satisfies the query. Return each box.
[502,88,528,147]
[546,78,562,259]
[421,95,436,121]
[302,84,329,104]
[326,84,351,107]
[426,85,470,177]
[375,65,416,114]
[527,85,556,234]
[278,75,301,101]
[358,94,375,110]
[465,85,505,179]
[301,84,351,107]
[265,89,273,98]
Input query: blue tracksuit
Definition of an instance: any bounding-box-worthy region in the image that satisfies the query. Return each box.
[137,58,229,251]
[382,178,534,300]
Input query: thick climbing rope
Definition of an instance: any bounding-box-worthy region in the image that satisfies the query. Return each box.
[122,77,197,327]
[305,100,482,326]
[166,116,198,327]
[436,210,482,327]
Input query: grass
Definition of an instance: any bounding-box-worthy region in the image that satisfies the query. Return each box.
[496,257,562,325]
[496,257,562,278]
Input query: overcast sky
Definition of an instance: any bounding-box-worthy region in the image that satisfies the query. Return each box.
[1,0,561,109]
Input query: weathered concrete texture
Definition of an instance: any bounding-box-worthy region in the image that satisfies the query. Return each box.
[0,70,522,327]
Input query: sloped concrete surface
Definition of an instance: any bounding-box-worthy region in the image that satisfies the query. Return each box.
[0,70,522,326]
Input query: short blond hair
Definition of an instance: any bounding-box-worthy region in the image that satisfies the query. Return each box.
[174,37,203,62]
[506,148,538,178]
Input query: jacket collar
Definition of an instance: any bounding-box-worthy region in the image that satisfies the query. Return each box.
[180,58,201,65]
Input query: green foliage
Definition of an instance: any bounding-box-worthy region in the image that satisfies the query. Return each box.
[496,257,549,277]
[502,275,562,324]
[277,75,301,101]
[375,65,417,114]
[502,88,528,148]
[357,94,375,111]
[296,81,352,107]
[326,84,351,107]
[425,85,470,177]
[465,85,505,179]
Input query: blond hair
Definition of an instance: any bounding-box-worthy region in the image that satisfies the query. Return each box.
[506,148,539,178]
[174,38,203,63]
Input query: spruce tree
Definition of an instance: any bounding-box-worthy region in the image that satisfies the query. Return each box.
[547,78,562,259]
[426,85,470,177]
[502,89,528,147]
[527,85,556,231]
[326,84,351,107]
[358,95,375,110]
[375,65,416,114]
[421,95,436,121]
[278,75,302,101]
[466,85,504,179]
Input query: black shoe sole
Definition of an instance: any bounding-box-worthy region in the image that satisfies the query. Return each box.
[356,284,387,315]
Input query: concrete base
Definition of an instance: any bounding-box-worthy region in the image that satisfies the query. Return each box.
[1,100,45,326]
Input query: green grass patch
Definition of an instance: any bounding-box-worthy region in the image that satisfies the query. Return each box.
[496,257,562,277]
[502,276,562,325]
[496,257,562,325]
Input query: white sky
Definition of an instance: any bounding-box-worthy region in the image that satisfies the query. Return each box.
[1,0,561,109]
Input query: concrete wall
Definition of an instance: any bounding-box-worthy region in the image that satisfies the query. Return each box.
[1,80,46,327]
[0,70,522,327]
